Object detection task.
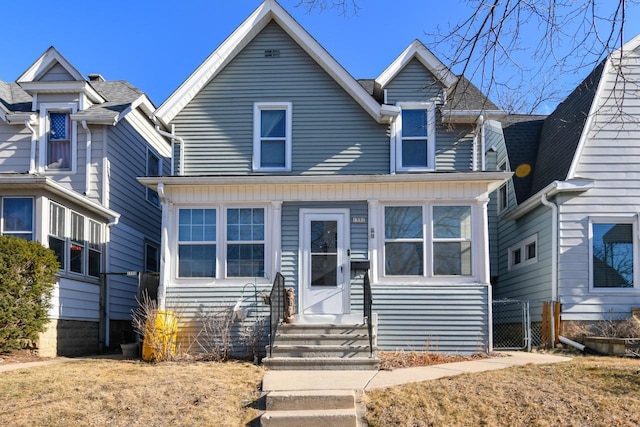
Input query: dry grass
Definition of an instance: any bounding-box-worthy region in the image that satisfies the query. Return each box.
[0,358,264,427]
[379,350,494,370]
[366,356,640,427]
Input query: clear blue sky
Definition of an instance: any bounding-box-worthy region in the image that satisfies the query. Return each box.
[2,0,640,113]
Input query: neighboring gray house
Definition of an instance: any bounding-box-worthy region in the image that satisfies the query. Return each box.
[0,47,171,356]
[493,34,640,325]
[140,0,509,364]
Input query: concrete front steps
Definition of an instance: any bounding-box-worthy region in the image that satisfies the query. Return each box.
[260,390,362,427]
[263,323,379,370]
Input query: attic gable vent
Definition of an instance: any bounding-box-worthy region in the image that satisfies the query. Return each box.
[264,49,280,58]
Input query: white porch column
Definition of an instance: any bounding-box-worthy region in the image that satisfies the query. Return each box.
[271,201,283,277]
[367,199,379,283]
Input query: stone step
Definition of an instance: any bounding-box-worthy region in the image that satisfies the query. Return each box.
[262,356,379,371]
[277,323,369,335]
[266,390,355,411]
[274,333,371,346]
[260,408,357,427]
[268,344,374,358]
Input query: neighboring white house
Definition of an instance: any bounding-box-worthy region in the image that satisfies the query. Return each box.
[140,0,509,363]
[0,47,171,356]
[494,34,640,326]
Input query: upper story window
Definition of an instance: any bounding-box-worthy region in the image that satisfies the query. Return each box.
[40,103,77,173]
[497,160,509,213]
[383,203,473,278]
[395,102,436,171]
[1,197,34,241]
[590,219,637,290]
[253,102,292,172]
[146,149,161,206]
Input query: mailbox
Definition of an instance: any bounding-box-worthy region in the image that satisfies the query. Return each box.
[350,260,370,271]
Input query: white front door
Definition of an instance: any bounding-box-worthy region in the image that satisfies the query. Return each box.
[300,209,350,316]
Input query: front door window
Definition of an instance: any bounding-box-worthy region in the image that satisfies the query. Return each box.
[311,220,338,287]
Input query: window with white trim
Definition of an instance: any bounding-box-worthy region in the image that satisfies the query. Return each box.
[88,220,101,277]
[40,103,77,173]
[177,206,267,279]
[48,203,102,278]
[226,208,265,277]
[395,102,436,171]
[591,219,636,289]
[508,234,537,271]
[253,102,292,171]
[1,197,34,241]
[178,208,217,278]
[146,149,161,206]
[383,204,473,277]
[497,160,508,213]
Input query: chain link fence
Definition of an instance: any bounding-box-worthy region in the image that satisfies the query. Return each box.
[493,299,556,351]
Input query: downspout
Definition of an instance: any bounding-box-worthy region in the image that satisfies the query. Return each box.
[153,121,184,176]
[25,120,37,173]
[480,116,486,171]
[541,193,558,346]
[473,115,484,171]
[81,121,91,195]
[101,215,120,350]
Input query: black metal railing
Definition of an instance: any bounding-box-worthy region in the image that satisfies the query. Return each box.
[363,270,373,356]
[268,272,286,358]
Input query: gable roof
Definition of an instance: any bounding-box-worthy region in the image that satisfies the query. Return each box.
[376,40,457,89]
[502,114,547,203]
[154,0,390,127]
[1,47,157,126]
[527,61,605,196]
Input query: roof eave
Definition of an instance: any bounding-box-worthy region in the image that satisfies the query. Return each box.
[441,109,509,124]
[503,179,595,220]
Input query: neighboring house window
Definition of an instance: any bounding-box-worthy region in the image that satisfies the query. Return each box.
[88,220,102,277]
[145,242,160,273]
[432,206,472,276]
[146,149,161,206]
[497,160,508,213]
[40,103,77,173]
[508,234,538,271]
[178,209,217,278]
[70,212,85,274]
[226,208,265,277]
[48,112,71,170]
[591,220,635,289]
[49,203,66,267]
[395,102,436,171]
[1,197,34,241]
[383,204,473,277]
[253,102,292,171]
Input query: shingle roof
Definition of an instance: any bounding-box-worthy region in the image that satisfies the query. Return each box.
[448,76,500,111]
[71,81,147,121]
[528,61,604,195]
[0,81,32,112]
[502,115,546,203]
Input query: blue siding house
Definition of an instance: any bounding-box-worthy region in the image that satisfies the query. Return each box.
[141,0,509,365]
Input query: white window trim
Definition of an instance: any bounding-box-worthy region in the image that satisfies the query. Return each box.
[146,148,162,206]
[1,197,35,240]
[174,204,272,284]
[497,159,509,214]
[253,102,292,172]
[394,102,436,172]
[508,234,538,271]
[379,202,476,283]
[589,216,639,292]
[38,103,78,174]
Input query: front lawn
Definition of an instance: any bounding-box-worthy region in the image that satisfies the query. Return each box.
[0,358,264,427]
[366,356,640,427]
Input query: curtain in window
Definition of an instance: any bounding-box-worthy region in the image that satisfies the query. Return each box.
[48,113,71,169]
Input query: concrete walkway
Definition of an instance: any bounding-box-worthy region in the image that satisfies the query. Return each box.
[262,351,572,392]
